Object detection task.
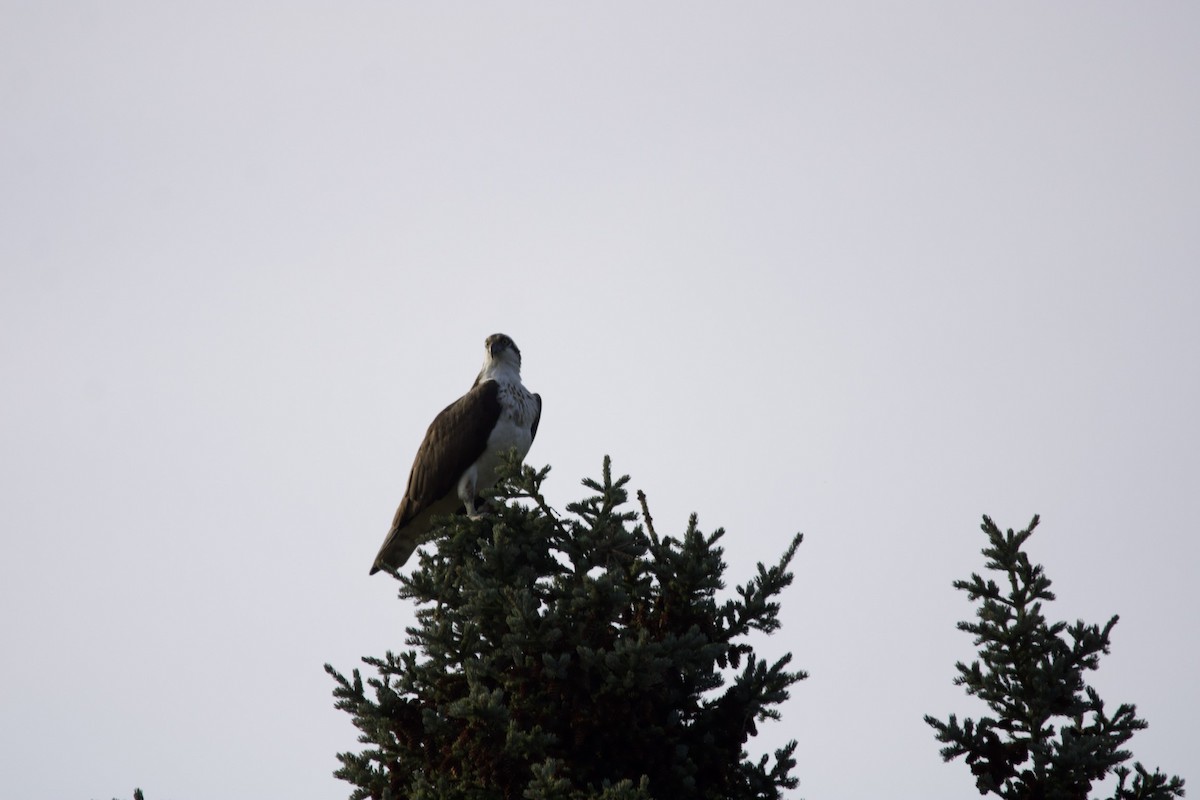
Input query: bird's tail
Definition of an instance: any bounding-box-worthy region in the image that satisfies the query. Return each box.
[369,525,419,575]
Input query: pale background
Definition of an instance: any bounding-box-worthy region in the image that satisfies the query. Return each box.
[2,4,1197,799]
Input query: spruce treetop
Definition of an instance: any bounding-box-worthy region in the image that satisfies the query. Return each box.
[926,515,1185,800]
[328,456,806,800]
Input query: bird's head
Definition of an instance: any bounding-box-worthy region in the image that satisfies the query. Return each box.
[478,333,523,380]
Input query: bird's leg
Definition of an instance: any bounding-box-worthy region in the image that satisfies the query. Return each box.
[465,497,484,520]
[461,475,485,520]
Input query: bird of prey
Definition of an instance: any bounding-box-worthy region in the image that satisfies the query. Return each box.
[370,333,542,575]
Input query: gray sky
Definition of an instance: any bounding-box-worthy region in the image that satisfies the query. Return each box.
[2,4,1197,799]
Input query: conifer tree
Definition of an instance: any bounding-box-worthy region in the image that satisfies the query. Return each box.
[327,457,806,800]
[926,515,1185,800]
[105,790,144,800]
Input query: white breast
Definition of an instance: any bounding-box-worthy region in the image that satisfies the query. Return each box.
[465,381,537,495]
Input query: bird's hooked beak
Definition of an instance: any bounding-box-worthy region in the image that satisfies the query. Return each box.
[486,334,517,360]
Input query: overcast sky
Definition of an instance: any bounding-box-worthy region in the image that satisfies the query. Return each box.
[2,4,1197,799]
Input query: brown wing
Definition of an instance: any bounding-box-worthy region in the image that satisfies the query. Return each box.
[370,381,501,574]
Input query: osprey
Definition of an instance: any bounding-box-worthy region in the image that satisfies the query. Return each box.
[370,333,542,575]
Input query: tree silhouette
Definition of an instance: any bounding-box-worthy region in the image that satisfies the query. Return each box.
[926,515,1185,800]
[327,457,806,800]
